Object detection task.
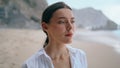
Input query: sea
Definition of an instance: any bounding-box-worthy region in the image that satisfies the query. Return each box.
[113,30,120,38]
[112,30,120,53]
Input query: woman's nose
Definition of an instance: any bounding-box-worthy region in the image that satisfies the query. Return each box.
[66,22,72,31]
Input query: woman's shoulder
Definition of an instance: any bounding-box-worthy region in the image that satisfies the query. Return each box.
[22,48,52,68]
[22,48,45,65]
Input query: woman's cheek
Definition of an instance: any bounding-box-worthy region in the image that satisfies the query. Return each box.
[53,25,66,31]
[58,26,66,32]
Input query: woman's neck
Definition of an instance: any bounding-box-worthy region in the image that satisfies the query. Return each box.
[44,42,69,60]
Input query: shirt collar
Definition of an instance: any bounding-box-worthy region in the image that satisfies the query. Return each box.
[37,45,77,58]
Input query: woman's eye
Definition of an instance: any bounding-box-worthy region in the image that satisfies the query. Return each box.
[71,20,75,24]
[58,21,65,24]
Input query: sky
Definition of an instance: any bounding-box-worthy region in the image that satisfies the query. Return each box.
[47,0,120,25]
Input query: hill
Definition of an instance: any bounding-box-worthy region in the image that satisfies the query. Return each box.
[0,0,48,29]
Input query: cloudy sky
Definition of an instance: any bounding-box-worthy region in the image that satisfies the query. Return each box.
[47,0,120,25]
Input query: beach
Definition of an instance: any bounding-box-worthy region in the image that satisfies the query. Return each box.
[0,28,120,68]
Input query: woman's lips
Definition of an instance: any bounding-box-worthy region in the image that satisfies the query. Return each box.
[65,33,73,37]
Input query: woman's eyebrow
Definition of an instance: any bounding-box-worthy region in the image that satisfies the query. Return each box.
[57,17,75,19]
[58,17,66,19]
[71,17,75,19]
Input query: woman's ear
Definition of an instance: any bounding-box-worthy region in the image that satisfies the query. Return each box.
[42,22,48,31]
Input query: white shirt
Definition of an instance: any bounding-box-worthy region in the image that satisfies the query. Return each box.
[22,45,87,68]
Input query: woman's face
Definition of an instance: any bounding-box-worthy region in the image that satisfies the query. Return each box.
[43,8,75,44]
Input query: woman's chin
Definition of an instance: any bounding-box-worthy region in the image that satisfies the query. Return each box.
[64,39,73,44]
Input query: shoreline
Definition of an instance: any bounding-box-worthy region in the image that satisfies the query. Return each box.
[0,29,120,68]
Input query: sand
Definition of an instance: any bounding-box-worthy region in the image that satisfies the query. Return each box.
[0,28,120,68]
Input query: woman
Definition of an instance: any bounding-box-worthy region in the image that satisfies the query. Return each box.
[22,2,87,68]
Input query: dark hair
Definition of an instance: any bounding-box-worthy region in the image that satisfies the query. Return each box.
[41,2,72,48]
